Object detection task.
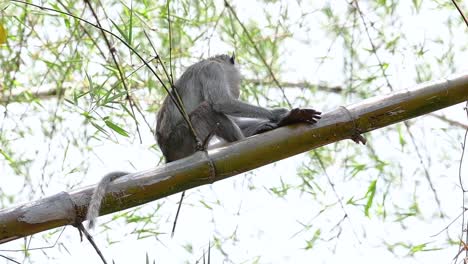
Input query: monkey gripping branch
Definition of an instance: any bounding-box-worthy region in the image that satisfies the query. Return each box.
[1,73,468,243]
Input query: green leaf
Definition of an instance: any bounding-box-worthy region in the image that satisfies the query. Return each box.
[412,0,422,12]
[410,243,426,253]
[110,18,130,45]
[0,148,14,164]
[128,3,133,46]
[364,179,377,217]
[350,163,366,178]
[104,118,129,137]
[346,196,357,205]
[269,177,291,197]
[199,200,213,210]
[90,121,110,137]
[304,229,321,250]
[397,125,406,149]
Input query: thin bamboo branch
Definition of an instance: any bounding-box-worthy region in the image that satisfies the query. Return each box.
[0,80,342,104]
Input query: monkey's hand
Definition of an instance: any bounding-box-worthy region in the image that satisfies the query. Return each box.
[277,108,321,127]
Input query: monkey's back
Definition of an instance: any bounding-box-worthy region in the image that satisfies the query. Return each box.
[156,60,207,141]
[156,55,241,154]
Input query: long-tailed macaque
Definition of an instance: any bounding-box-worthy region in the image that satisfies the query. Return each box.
[86,54,321,228]
[155,54,321,162]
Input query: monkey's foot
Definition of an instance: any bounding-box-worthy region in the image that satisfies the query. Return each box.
[350,132,366,145]
[277,108,322,127]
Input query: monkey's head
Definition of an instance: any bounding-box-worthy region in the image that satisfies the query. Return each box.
[209,54,241,95]
[210,54,236,65]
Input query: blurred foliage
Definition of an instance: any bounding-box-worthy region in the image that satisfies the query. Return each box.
[0,0,467,263]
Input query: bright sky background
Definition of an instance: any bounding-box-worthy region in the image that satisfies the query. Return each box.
[1,0,468,263]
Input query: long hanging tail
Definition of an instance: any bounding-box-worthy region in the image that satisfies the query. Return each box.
[86,171,129,229]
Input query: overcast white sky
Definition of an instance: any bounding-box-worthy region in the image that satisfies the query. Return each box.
[1,0,468,263]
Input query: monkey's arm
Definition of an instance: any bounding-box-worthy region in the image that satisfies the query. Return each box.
[202,64,285,121]
[216,99,281,120]
[234,108,322,137]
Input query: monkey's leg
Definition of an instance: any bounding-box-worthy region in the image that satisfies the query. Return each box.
[161,102,242,162]
[187,101,245,143]
[235,119,279,137]
[211,114,244,142]
[160,122,198,162]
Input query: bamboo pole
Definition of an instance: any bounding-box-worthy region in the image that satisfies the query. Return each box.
[1,73,467,243]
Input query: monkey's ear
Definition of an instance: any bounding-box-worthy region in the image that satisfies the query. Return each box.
[230,53,236,64]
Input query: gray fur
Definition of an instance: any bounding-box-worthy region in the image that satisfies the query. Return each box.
[87,54,293,229]
[156,54,288,162]
[86,171,128,229]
